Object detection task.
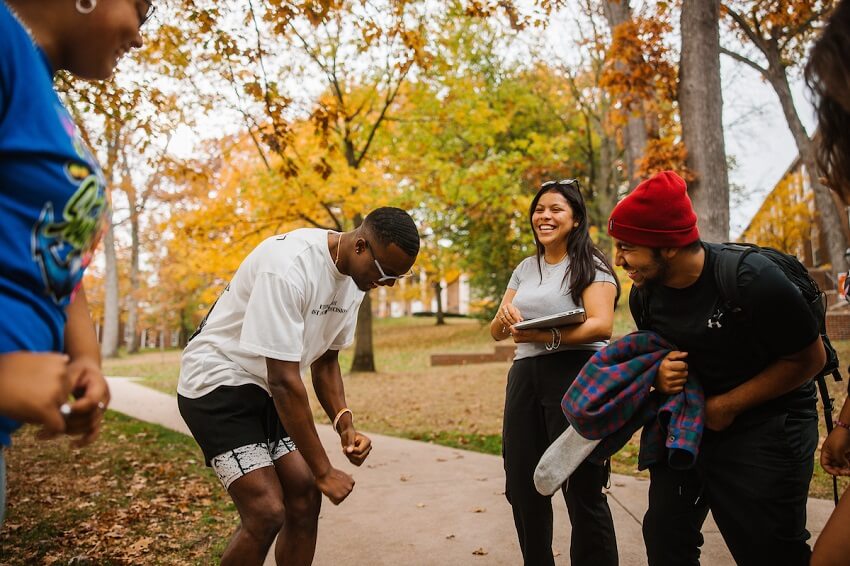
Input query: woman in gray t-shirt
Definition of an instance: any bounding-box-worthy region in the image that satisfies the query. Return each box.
[490,179,620,566]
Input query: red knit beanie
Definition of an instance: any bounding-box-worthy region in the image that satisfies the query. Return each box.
[607,171,700,247]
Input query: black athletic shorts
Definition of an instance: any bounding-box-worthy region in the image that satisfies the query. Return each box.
[178,384,297,488]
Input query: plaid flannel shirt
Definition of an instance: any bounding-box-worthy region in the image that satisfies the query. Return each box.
[561,331,705,470]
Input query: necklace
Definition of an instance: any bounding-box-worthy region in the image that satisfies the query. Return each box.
[4,2,37,47]
[335,232,343,266]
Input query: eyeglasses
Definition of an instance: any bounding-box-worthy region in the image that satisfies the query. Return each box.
[365,241,414,283]
[139,0,156,28]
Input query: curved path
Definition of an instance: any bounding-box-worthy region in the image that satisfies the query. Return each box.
[106,377,833,565]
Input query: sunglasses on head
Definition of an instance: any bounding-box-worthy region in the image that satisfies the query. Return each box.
[540,178,580,190]
[540,179,583,203]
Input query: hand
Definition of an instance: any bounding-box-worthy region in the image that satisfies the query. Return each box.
[497,303,523,329]
[56,358,110,447]
[705,395,736,431]
[821,427,850,476]
[0,352,72,434]
[339,428,372,466]
[509,328,538,343]
[315,467,355,505]
[655,351,688,395]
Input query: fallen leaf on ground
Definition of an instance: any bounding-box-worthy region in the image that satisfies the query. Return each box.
[129,537,153,554]
[473,547,488,556]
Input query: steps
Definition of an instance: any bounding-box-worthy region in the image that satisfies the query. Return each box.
[430,344,516,366]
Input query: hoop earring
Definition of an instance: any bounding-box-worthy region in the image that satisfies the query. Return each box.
[76,0,97,14]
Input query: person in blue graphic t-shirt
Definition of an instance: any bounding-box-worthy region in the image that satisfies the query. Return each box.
[0,0,155,525]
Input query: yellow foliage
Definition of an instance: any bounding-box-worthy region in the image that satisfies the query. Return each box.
[741,170,813,256]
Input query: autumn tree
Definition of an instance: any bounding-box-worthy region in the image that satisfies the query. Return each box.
[169,0,433,372]
[384,4,600,317]
[60,2,204,356]
[721,0,845,275]
[601,0,649,190]
[600,1,686,185]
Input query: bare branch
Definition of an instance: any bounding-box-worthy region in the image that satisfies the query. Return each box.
[352,63,409,169]
[719,46,769,77]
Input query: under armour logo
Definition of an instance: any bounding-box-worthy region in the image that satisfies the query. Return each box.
[707,309,724,329]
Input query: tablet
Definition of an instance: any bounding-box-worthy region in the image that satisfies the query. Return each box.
[512,308,586,330]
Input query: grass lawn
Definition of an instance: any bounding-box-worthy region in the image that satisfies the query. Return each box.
[0,412,235,564]
[101,313,850,500]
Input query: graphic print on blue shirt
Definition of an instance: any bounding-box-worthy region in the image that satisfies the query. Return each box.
[32,113,107,304]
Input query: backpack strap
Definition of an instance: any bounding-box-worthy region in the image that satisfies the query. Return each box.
[632,285,650,329]
[711,242,756,313]
[817,371,841,505]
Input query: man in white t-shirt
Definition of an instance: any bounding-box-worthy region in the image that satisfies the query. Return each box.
[178,207,420,566]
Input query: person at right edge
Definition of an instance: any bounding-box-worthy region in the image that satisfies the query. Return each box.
[806,2,850,564]
[608,170,826,566]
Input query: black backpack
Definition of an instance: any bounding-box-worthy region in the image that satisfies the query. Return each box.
[712,242,843,504]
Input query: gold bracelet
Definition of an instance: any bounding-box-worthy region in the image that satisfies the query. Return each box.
[332,407,353,432]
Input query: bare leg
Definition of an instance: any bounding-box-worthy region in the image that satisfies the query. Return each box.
[220,466,286,566]
[272,450,322,566]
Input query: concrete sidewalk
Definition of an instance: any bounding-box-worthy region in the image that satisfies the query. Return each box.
[107,377,834,565]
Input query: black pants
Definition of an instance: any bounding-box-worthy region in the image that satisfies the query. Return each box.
[643,408,818,566]
[503,349,619,566]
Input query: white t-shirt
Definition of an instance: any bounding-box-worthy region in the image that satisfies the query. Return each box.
[178,228,365,399]
[508,255,617,360]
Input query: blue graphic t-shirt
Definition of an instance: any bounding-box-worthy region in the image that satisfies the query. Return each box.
[0,2,108,446]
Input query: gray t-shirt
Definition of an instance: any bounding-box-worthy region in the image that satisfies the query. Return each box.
[507,255,616,360]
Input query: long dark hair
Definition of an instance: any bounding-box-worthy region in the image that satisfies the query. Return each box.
[529,180,620,305]
[805,0,850,202]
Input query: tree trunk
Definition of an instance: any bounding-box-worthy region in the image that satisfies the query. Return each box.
[350,293,376,372]
[603,0,648,190]
[101,214,120,358]
[180,306,193,349]
[679,0,730,242]
[592,112,621,224]
[433,281,445,326]
[765,54,847,279]
[125,205,141,353]
[349,212,378,372]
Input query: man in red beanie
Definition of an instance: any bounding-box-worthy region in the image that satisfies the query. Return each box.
[608,171,826,566]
